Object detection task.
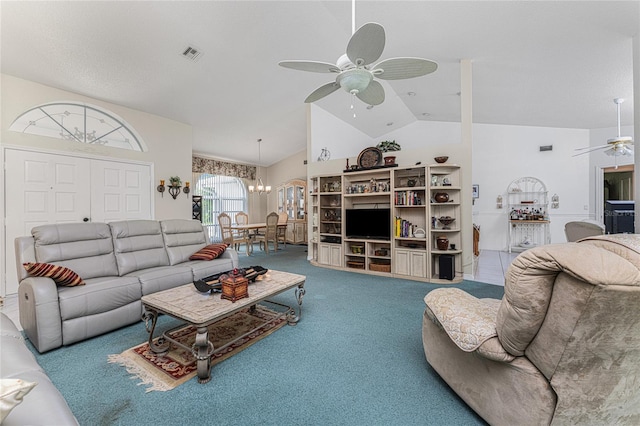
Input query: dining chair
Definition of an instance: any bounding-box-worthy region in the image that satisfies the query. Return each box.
[255,212,279,254]
[218,212,250,252]
[277,212,289,248]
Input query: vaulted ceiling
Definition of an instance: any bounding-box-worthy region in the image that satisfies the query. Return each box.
[2,1,638,166]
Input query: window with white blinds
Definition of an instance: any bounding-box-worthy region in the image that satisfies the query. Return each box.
[193,173,247,242]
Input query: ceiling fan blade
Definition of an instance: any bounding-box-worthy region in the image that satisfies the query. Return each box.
[305,82,340,103]
[374,57,438,80]
[572,146,610,157]
[279,61,340,73]
[346,22,385,67]
[574,144,609,151]
[356,80,385,106]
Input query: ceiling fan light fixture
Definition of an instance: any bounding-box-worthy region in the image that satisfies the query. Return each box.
[336,69,372,94]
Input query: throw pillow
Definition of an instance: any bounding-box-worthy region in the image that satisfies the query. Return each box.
[0,379,37,422]
[190,244,227,261]
[22,262,85,287]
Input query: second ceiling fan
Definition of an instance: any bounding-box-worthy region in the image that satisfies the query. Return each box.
[279,21,438,107]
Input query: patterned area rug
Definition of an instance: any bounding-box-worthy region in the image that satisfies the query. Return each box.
[108,305,287,392]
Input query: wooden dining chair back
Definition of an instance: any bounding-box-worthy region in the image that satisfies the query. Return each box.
[234,212,249,238]
[277,212,289,247]
[218,212,250,251]
[256,212,280,254]
[217,213,234,245]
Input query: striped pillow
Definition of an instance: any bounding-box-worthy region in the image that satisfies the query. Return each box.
[189,244,227,261]
[23,263,85,287]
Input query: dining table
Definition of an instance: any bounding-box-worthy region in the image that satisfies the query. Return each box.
[230,222,287,256]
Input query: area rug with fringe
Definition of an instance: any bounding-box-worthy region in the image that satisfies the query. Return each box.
[108,305,286,392]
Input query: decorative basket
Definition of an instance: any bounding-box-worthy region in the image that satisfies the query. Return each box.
[369,263,391,273]
[347,261,365,269]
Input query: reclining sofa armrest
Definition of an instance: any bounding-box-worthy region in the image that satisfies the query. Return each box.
[219,246,239,267]
[424,288,501,353]
[18,277,63,353]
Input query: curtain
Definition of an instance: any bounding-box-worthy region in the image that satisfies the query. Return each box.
[192,155,255,180]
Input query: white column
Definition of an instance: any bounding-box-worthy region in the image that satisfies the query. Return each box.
[634,32,640,232]
[460,59,474,277]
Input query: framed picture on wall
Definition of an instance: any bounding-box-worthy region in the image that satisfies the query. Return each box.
[472,184,479,199]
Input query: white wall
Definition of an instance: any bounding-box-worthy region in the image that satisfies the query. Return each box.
[306,102,625,254]
[1,74,193,221]
[472,124,591,250]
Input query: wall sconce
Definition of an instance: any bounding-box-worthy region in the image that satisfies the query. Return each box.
[157,178,189,199]
[168,185,181,200]
[551,194,560,209]
[496,195,503,209]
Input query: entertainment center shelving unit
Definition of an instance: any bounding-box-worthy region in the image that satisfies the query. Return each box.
[309,164,463,283]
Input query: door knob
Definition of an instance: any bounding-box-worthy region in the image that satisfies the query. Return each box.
[83,217,89,222]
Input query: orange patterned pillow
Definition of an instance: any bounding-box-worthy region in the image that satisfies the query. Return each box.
[189,244,227,261]
[22,262,85,286]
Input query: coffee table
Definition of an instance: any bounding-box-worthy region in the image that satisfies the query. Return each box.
[141,269,306,383]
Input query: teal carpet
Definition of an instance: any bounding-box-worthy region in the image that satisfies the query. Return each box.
[28,245,502,426]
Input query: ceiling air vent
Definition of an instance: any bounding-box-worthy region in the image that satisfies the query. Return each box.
[181,45,203,62]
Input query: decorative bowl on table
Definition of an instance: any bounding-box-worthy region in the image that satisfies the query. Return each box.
[438,216,456,229]
[434,156,449,163]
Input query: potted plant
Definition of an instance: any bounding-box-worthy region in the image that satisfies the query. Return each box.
[376,140,401,165]
[169,176,182,187]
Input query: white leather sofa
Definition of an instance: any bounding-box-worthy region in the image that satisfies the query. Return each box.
[14,219,238,353]
[0,312,79,425]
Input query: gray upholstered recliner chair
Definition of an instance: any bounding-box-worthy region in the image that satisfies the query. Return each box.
[564,220,604,242]
[422,234,640,425]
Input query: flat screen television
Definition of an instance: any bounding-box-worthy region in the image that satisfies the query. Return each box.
[345,208,391,240]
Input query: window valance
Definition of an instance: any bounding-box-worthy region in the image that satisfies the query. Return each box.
[192,156,255,180]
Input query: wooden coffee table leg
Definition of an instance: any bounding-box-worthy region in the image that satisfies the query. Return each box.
[194,326,213,384]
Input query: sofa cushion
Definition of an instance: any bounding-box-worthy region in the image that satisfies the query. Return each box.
[189,243,227,261]
[0,379,36,423]
[31,223,118,279]
[109,220,170,275]
[22,262,85,287]
[58,276,142,321]
[161,219,208,265]
[184,256,236,281]
[126,265,194,295]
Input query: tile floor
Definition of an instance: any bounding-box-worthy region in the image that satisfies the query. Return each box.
[472,249,519,286]
[0,250,515,331]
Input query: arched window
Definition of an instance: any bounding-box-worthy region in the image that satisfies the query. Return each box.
[194,174,248,242]
[9,102,146,151]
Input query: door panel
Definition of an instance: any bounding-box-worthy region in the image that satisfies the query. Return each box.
[5,150,91,294]
[4,150,152,295]
[90,159,151,223]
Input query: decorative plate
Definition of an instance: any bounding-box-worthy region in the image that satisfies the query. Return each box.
[357,147,382,169]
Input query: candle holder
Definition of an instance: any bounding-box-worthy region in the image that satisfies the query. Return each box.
[183,182,190,197]
[157,180,166,197]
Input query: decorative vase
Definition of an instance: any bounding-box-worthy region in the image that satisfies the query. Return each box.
[436,236,449,250]
[384,156,396,166]
[434,192,449,203]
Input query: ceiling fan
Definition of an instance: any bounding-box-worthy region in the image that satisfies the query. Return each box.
[573,98,634,160]
[278,21,438,107]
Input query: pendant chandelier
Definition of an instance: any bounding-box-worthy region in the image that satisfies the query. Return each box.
[248,138,271,195]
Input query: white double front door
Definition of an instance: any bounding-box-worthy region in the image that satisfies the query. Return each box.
[3,148,152,295]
